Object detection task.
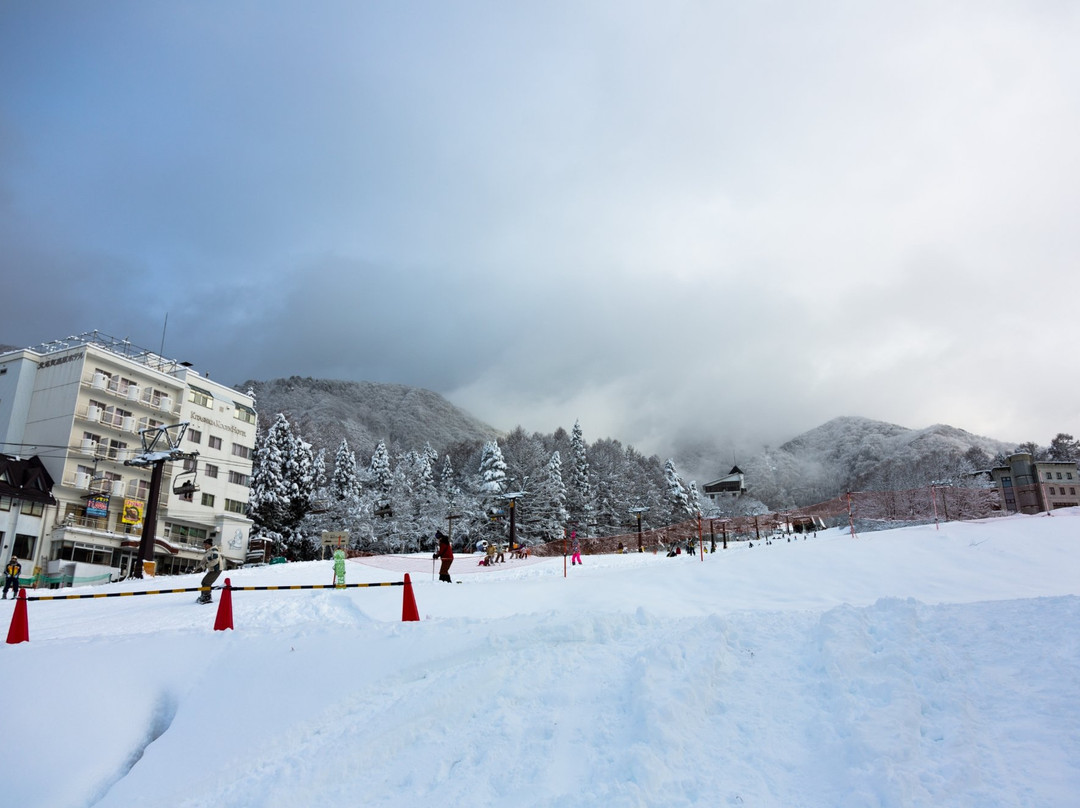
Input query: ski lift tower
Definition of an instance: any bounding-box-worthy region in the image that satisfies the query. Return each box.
[497,490,529,550]
[629,506,650,553]
[124,422,198,578]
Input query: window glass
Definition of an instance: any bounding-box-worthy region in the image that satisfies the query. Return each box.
[13,534,36,558]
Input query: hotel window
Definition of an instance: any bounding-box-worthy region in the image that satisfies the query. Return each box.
[166,523,207,543]
[225,498,246,514]
[0,496,11,511]
[204,464,219,479]
[188,386,212,408]
[1049,487,1056,495]
[102,405,133,429]
[188,429,202,444]
[232,443,252,459]
[1057,472,1063,480]
[228,470,250,487]
[234,402,257,425]
[1045,471,1053,480]
[208,435,222,450]
[201,493,215,507]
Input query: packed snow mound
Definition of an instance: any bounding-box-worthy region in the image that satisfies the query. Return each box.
[2,510,1079,807]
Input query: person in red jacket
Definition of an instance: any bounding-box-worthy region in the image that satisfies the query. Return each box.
[433,531,454,583]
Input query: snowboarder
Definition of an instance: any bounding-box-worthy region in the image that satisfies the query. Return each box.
[433,531,454,582]
[3,555,21,599]
[333,548,347,588]
[198,539,224,603]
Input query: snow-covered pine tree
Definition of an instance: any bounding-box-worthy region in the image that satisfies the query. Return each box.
[477,440,507,498]
[283,433,318,559]
[687,480,701,516]
[476,440,508,536]
[535,450,569,540]
[331,439,360,501]
[568,420,594,531]
[370,441,393,515]
[249,413,319,557]
[247,419,288,554]
[664,458,691,522]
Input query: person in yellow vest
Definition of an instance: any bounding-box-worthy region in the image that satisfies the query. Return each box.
[197,540,224,604]
[3,556,21,599]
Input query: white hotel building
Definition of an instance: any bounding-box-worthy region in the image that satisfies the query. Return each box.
[0,332,257,584]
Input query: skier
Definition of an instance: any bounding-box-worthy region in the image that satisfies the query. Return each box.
[433,531,454,582]
[198,539,224,604]
[3,555,21,599]
[570,531,582,566]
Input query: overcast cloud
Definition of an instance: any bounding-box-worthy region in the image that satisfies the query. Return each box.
[2,1,1077,455]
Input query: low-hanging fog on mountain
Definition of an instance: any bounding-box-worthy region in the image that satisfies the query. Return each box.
[240,377,1074,557]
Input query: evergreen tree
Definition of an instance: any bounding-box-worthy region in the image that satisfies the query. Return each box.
[1048,433,1079,462]
[535,450,569,540]
[687,480,702,516]
[477,440,508,497]
[331,439,359,501]
[440,455,454,492]
[248,419,288,552]
[664,458,691,522]
[568,420,594,531]
[1014,441,1046,460]
[248,413,319,558]
[476,440,508,537]
[370,441,393,514]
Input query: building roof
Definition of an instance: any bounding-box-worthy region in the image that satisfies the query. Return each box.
[0,454,57,505]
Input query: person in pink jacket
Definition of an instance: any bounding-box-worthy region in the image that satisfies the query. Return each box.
[570,531,582,566]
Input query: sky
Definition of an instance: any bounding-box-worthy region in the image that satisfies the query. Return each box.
[3,510,1080,806]
[2,1,1078,455]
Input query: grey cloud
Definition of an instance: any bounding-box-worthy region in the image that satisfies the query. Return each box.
[1,1,1077,455]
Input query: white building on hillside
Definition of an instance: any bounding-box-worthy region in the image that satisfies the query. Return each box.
[0,332,256,584]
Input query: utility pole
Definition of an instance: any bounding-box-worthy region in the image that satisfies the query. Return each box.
[124,422,197,578]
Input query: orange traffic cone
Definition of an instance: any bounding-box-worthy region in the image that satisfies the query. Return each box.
[213,578,234,631]
[401,573,419,622]
[6,589,29,644]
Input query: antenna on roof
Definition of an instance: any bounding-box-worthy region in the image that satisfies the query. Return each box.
[159,312,168,357]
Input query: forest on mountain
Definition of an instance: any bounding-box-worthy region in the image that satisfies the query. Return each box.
[247,414,702,559]
[241,378,1077,558]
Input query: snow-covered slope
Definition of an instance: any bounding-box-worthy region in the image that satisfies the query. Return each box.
[3,510,1079,807]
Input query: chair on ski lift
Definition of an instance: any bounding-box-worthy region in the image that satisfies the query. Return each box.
[173,466,199,497]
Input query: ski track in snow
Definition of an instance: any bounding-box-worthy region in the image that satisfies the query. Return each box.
[87,597,1080,808]
[4,513,1080,807]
